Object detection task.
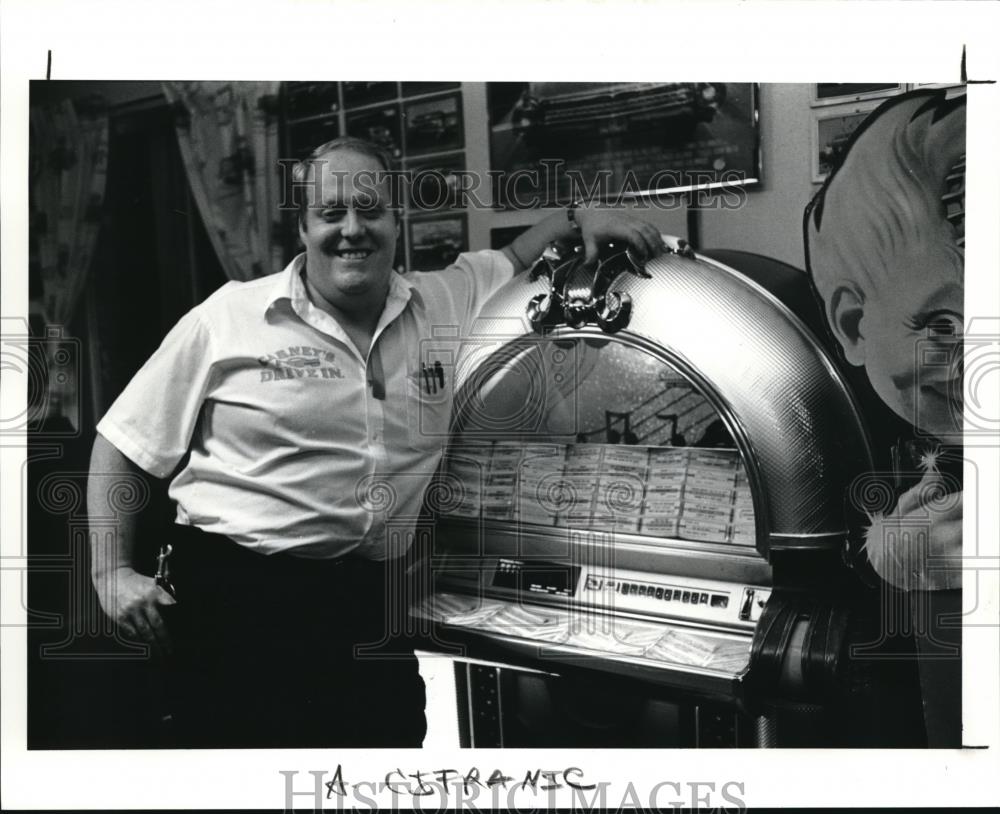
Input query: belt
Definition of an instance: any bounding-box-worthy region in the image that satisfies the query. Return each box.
[164,524,390,586]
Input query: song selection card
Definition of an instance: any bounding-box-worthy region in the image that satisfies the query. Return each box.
[441,442,492,518]
[591,445,647,532]
[482,442,522,520]
[516,444,567,526]
[440,441,753,545]
[642,448,687,536]
[556,445,602,527]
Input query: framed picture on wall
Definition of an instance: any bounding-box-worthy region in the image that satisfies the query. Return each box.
[403,92,464,157]
[408,214,468,271]
[812,83,903,107]
[487,82,760,208]
[811,101,881,182]
[404,152,466,212]
[345,103,403,162]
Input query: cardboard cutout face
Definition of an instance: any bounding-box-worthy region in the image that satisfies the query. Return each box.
[805,90,966,444]
[838,242,963,443]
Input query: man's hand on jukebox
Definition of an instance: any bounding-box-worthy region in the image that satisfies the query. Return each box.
[573,203,667,266]
[501,200,668,273]
[863,467,963,592]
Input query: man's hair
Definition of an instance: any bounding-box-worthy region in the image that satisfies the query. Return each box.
[804,89,966,303]
[291,136,395,227]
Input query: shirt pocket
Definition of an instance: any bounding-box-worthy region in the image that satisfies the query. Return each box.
[406,360,453,450]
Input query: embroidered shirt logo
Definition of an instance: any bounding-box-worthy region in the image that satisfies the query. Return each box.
[258,346,344,382]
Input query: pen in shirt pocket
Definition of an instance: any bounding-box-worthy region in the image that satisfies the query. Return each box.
[420,361,447,394]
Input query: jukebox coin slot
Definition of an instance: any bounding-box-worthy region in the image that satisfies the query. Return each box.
[738,587,770,622]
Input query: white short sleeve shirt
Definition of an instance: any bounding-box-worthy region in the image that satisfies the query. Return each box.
[97,250,514,559]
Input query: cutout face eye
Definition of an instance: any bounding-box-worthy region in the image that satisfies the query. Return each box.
[926,313,963,339]
[906,309,963,339]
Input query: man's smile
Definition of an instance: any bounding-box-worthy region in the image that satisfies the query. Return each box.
[330,248,373,260]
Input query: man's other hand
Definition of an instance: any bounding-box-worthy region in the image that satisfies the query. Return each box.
[94,567,176,657]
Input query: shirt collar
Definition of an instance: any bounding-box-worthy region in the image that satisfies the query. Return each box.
[265,253,420,316]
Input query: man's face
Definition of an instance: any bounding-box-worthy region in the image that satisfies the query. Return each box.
[857,245,964,442]
[298,148,398,308]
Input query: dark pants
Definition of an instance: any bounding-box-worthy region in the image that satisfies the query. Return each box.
[162,525,426,748]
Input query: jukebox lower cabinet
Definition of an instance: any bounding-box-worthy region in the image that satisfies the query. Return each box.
[451,657,756,748]
[412,243,879,747]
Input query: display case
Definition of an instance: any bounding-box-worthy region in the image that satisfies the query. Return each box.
[412,241,878,747]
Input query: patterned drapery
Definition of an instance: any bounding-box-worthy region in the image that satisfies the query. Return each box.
[29,97,110,429]
[163,82,285,282]
[30,98,109,327]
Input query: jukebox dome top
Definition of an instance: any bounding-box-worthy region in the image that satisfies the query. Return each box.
[450,243,874,554]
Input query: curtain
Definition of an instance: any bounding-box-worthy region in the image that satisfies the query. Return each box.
[29,97,110,430]
[162,82,285,282]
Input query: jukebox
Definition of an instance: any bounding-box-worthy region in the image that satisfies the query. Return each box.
[411,240,903,748]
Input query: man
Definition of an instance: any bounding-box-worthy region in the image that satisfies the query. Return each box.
[88,135,665,747]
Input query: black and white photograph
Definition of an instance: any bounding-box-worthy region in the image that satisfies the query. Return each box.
[811,102,880,181]
[407,213,468,271]
[488,81,760,207]
[15,74,971,750]
[2,2,999,812]
[403,91,464,156]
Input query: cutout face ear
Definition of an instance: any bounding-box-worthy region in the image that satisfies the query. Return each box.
[828,284,866,367]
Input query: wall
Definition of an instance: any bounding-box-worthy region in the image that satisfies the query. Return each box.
[698,83,816,269]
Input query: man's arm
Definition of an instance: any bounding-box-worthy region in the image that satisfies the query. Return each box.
[88,433,175,655]
[501,202,666,272]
